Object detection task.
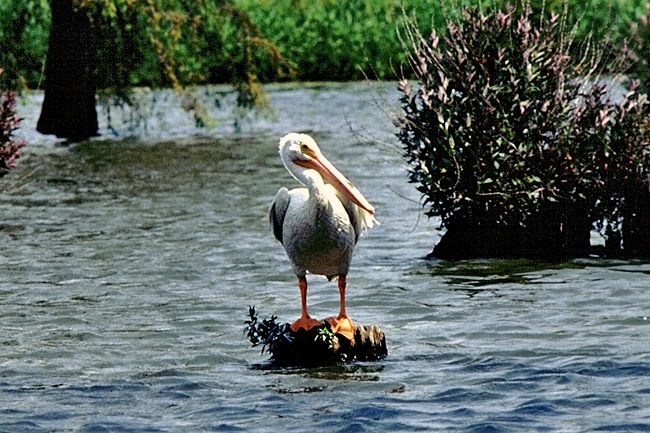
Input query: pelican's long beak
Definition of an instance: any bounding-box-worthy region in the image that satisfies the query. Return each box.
[298,153,375,215]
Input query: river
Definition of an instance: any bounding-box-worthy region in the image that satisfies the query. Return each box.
[1,83,649,432]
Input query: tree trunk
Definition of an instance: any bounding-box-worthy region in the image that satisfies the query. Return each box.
[37,0,98,141]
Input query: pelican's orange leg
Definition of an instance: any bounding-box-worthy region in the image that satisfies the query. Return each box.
[325,276,355,341]
[290,276,322,332]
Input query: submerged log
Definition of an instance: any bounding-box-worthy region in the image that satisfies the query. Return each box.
[244,307,387,367]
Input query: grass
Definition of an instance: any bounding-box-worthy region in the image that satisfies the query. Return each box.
[1,0,648,88]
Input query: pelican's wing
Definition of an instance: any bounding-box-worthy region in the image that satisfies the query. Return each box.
[334,187,378,243]
[269,187,291,244]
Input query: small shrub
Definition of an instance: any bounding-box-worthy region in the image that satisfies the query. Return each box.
[396,3,650,258]
[244,306,293,355]
[1,69,25,176]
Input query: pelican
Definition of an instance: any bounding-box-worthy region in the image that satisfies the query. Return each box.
[269,133,377,340]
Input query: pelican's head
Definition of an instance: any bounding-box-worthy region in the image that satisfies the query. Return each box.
[279,133,375,215]
[279,133,321,168]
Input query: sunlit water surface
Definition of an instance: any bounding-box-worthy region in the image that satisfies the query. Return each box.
[2,83,650,432]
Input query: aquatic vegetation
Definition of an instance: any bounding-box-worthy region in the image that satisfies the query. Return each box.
[396,3,650,258]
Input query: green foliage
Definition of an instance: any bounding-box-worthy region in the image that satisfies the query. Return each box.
[315,326,336,348]
[244,306,293,355]
[77,0,291,111]
[527,0,645,42]
[0,0,50,90]
[396,3,650,243]
[2,0,649,89]
[234,0,438,81]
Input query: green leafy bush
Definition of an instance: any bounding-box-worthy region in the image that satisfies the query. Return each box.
[396,3,650,258]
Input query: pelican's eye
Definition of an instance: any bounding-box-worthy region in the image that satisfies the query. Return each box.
[297,139,318,159]
[300,142,316,158]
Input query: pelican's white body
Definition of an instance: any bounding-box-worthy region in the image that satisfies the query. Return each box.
[269,133,375,280]
[272,182,356,279]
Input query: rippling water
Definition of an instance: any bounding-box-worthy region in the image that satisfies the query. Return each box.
[2,83,650,432]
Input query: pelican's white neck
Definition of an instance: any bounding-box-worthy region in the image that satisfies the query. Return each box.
[279,136,324,193]
[285,158,326,194]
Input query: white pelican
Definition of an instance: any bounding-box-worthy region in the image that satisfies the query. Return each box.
[270,133,377,341]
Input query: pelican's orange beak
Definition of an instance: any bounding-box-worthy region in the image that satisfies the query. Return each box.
[297,152,375,215]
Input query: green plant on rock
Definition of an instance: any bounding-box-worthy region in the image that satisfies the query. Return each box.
[396,3,650,258]
[244,306,293,355]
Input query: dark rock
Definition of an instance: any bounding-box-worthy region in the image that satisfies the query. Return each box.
[270,323,388,367]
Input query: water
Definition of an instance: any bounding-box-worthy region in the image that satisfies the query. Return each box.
[2,83,650,432]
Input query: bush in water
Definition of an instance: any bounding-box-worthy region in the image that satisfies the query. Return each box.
[396,3,650,258]
[0,70,25,177]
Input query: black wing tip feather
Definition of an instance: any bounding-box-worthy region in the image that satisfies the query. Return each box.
[270,201,284,244]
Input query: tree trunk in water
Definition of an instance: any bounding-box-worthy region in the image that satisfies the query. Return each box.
[37,0,98,141]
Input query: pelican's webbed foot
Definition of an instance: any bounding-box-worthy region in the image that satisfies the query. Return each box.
[290,316,323,333]
[325,316,355,341]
